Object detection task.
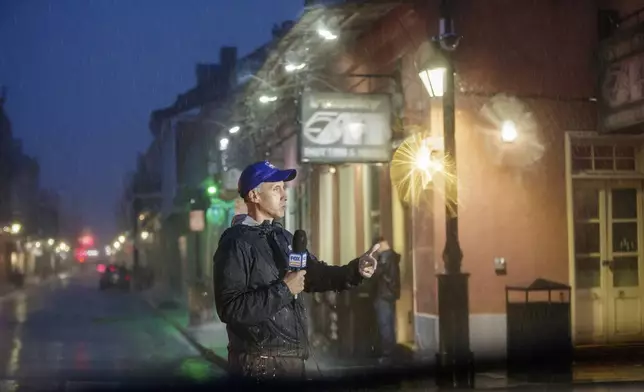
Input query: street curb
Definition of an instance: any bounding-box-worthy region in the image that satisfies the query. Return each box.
[140,295,229,370]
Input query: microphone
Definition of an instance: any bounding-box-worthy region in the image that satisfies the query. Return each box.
[288,230,307,299]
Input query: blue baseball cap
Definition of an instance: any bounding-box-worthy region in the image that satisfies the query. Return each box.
[238,161,297,198]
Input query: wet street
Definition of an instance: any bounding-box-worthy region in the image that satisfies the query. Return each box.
[0,268,223,386]
[1,270,644,391]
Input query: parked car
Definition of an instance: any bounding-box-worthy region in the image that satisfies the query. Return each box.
[98,263,131,291]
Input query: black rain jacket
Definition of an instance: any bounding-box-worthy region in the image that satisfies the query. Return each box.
[373,249,401,301]
[213,216,363,359]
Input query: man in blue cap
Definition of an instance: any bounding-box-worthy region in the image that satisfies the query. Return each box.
[213,161,379,381]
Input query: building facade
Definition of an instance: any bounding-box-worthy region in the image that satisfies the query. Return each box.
[216,0,644,361]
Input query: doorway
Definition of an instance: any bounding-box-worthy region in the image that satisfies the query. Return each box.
[573,179,644,344]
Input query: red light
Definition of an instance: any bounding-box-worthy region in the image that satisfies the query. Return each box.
[97,264,106,273]
[78,257,85,263]
[79,235,94,247]
[109,265,116,272]
[74,248,88,260]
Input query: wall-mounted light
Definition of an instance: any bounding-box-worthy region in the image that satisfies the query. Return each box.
[228,125,240,134]
[317,28,337,41]
[219,137,230,151]
[259,95,278,104]
[285,62,306,72]
[501,120,518,143]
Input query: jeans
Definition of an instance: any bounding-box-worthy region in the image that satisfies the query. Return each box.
[228,351,306,380]
[374,298,396,357]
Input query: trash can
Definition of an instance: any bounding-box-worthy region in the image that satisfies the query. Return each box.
[506,278,572,382]
[336,285,380,359]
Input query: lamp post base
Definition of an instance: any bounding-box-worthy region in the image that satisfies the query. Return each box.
[435,273,475,389]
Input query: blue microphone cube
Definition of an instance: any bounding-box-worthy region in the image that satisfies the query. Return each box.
[289,253,307,269]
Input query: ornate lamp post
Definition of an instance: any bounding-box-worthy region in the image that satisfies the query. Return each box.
[418,0,474,388]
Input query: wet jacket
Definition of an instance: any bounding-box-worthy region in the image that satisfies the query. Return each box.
[213,216,364,359]
[373,249,401,301]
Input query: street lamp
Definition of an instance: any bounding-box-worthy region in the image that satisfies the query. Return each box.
[10,223,21,235]
[418,61,447,98]
[59,242,69,252]
[419,3,474,388]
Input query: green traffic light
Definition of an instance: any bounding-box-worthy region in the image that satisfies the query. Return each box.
[207,186,217,195]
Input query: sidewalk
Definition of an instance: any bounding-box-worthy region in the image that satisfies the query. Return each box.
[0,272,64,301]
[139,291,535,389]
[140,288,644,389]
[140,285,229,369]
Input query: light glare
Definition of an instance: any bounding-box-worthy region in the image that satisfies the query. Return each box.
[219,138,229,151]
[317,28,337,40]
[259,95,278,103]
[501,120,518,143]
[285,63,306,72]
[10,223,21,234]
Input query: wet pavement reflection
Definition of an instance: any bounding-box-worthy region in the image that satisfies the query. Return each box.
[0,269,223,384]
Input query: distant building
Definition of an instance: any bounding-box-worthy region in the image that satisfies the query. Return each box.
[9,140,41,236]
[126,30,284,303]
[0,87,13,223]
[0,88,65,286]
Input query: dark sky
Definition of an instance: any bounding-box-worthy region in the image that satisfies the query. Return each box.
[0,0,302,242]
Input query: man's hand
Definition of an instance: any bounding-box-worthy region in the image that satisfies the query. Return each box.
[283,270,306,295]
[358,243,379,278]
